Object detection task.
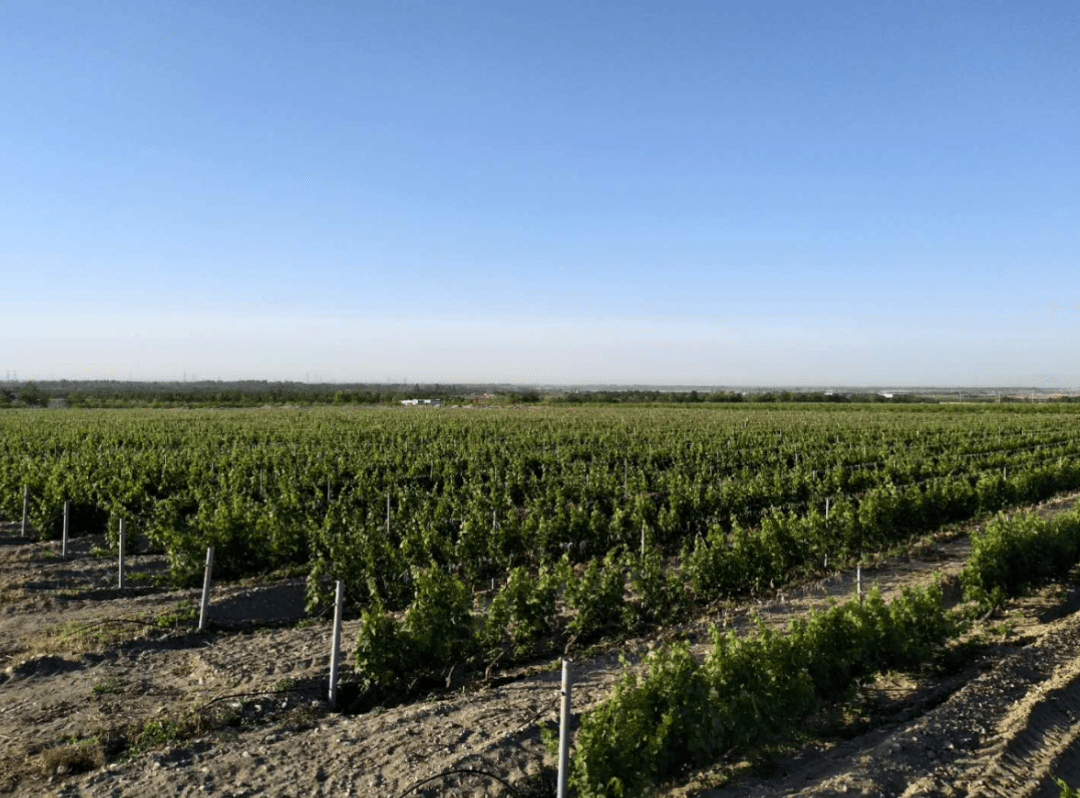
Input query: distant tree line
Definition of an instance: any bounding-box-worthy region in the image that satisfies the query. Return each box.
[0,380,461,409]
[551,390,936,404]
[2,380,1076,409]
[0,383,50,407]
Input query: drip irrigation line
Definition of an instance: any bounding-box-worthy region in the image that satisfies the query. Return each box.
[512,695,559,733]
[395,768,519,798]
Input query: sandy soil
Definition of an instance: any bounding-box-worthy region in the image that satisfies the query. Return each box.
[2,492,1080,798]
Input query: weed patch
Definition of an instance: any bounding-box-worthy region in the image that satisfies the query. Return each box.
[91,676,121,695]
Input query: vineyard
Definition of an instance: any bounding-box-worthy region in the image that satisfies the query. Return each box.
[4,402,1080,796]
[6,403,1080,605]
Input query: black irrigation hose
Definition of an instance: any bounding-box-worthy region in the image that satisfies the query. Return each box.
[395,768,519,798]
[391,695,561,798]
[514,695,559,734]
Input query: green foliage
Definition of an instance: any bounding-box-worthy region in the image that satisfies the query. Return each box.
[91,676,121,695]
[15,382,49,407]
[404,567,475,666]
[682,513,808,601]
[628,546,688,627]
[4,405,1080,597]
[570,644,716,798]
[128,719,183,755]
[353,568,476,688]
[570,584,952,798]
[885,582,955,668]
[681,522,735,602]
[1056,778,1080,798]
[7,404,1080,715]
[961,509,1080,609]
[481,564,559,656]
[154,599,199,629]
[564,550,626,639]
[353,598,413,688]
[538,720,560,760]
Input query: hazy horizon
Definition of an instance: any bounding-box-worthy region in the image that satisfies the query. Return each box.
[3,374,1076,395]
[4,3,1078,386]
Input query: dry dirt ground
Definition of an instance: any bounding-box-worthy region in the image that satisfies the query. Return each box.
[2,493,1080,798]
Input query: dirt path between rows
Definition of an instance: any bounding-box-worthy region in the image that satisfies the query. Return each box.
[2,491,1079,798]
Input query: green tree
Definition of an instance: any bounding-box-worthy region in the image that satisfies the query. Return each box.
[16,382,49,407]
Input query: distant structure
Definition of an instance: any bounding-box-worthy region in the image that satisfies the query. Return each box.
[401,398,441,407]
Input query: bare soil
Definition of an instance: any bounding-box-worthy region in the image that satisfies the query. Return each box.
[2,492,1079,798]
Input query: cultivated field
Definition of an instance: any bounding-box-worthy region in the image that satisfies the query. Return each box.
[3,404,1080,796]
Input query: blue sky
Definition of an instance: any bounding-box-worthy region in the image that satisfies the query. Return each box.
[3,1,1078,386]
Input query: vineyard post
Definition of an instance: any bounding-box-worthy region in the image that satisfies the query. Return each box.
[328,580,344,709]
[557,658,572,798]
[62,501,69,558]
[198,547,214,631]
[21,485,29,538]
[856,565,862,605]
[386,493,390,538]
[640,523,646,558]
[118,519,126,589]
[825,497,830,526]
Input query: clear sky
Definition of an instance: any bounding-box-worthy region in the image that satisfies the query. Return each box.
[3,1,1078,387]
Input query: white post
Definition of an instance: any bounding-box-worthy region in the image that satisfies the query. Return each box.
[825,497,830,525]
[640,523,646,557]
[386,493,390,537]
[328,580,344,708]
[21,485,29,538]
[62,501,69,558]
[557,659,572,798]
[118,518,126,589]
[857,565,862,605]
[198,547,215,631]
